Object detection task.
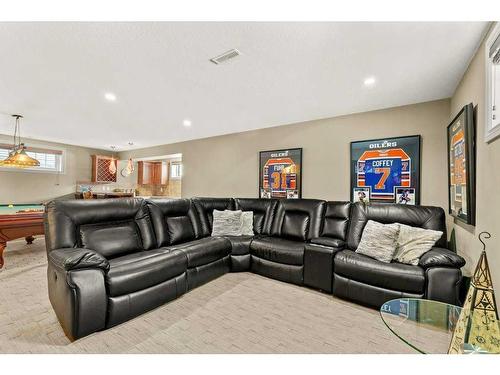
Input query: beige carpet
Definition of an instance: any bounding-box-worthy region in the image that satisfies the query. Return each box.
[0,238,415,354]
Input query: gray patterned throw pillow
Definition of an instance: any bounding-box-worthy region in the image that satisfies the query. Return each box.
[212,210,243,236]
[393,224,443,265]
[355,220,400,263]
[240,211,254,236]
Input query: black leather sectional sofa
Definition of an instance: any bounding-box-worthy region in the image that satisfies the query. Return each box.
[44,197,465,340]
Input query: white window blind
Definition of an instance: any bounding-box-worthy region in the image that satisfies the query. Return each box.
[0,144,64,172]
[0,148,10,161]
[486,23,500,143]
[490,33,500,64]
[490,33,500,126]
[484,22,500,142]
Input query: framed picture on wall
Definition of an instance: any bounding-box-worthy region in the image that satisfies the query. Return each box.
[350,135,421,204]
[259,148,302,199]
[353,187,371,204]
[447,103,476,225]
[395,187,416,205]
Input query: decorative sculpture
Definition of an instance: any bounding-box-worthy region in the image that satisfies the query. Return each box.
[448,232,500,354]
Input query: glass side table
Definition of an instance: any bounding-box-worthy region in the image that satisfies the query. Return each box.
[380,298,500,354]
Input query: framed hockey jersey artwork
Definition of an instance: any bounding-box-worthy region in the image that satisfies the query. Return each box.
[259,148,302,199]
[447,103,476,225]
[350,135,421,205]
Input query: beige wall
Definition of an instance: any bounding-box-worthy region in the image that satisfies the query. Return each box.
[120,98,451,207]
[0,135,110,204]
[449,25,500,291]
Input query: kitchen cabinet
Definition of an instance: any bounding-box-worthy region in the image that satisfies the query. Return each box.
[137,161,151,185]
[138,161,168,185]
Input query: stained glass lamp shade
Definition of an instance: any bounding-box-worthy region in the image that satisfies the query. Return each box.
[0,143,40,168]
[0,115,40,168]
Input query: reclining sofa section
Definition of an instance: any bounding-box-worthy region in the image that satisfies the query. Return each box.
[44,197,465,340]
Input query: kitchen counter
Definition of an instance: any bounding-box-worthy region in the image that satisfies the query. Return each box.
[137,196,180,199]
[74,192,135,199]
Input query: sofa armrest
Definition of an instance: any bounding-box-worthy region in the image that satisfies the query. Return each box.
[48,248,109,273]
[418,247,465,269]
[47,263,108,341]
[304,243,339,292]
[425,267,462,305]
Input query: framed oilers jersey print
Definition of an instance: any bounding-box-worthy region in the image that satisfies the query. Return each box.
[447,103,476,225]
[259,148,302,199]
[350,135,421,205]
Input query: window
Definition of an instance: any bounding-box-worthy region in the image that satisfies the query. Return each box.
[0,144,64,173]
[170,162,182,179]
[485,22,500,143]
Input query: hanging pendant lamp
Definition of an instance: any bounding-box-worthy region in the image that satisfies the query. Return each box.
[0,115,40,168]
[125,157,135,175]
[109,146,117,174]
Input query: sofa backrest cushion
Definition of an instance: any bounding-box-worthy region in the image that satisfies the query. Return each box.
[347,202,447,250]
[234,198,278,235]
[44,198,156,257]
[192,197,235,236]
[321,202,351,241]
[147,198,202,247]
[80,221,141,258]
[271,199,326,241]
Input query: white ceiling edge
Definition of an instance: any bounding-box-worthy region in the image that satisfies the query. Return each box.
[447,21,492,96]
[0,0,497,22]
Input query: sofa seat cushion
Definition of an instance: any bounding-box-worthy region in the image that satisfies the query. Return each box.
[310,237,345,249]
[334,250,425,294]
[250,237,305,266]
[107,248,187,297]
[168,237,231,268]
[223,235,254,255]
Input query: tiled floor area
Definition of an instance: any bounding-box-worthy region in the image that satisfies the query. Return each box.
[0,238,415,353]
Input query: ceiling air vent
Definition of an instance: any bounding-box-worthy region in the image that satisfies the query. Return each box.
[210,49,241,64]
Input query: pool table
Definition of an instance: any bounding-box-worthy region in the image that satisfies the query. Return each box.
[0,204,45,268]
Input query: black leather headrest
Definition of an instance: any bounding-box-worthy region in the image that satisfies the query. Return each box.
[192,197,236,236]
[147,198,203,246]
[321,202,351,241]
[271,199,326,241]
[44,198,155,252]
[234,198,278,235]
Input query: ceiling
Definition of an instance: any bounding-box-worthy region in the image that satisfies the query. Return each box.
[0,22,488,151]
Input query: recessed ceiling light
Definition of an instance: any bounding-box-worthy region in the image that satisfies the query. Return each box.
[104,92,117,102]
[363,77,376,87]
[183,119,192,127]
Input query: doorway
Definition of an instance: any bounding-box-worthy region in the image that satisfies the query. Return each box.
[134,153,182,198]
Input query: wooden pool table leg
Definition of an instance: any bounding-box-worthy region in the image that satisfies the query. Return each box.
[25,236,35,245]
[0,241,5,269]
